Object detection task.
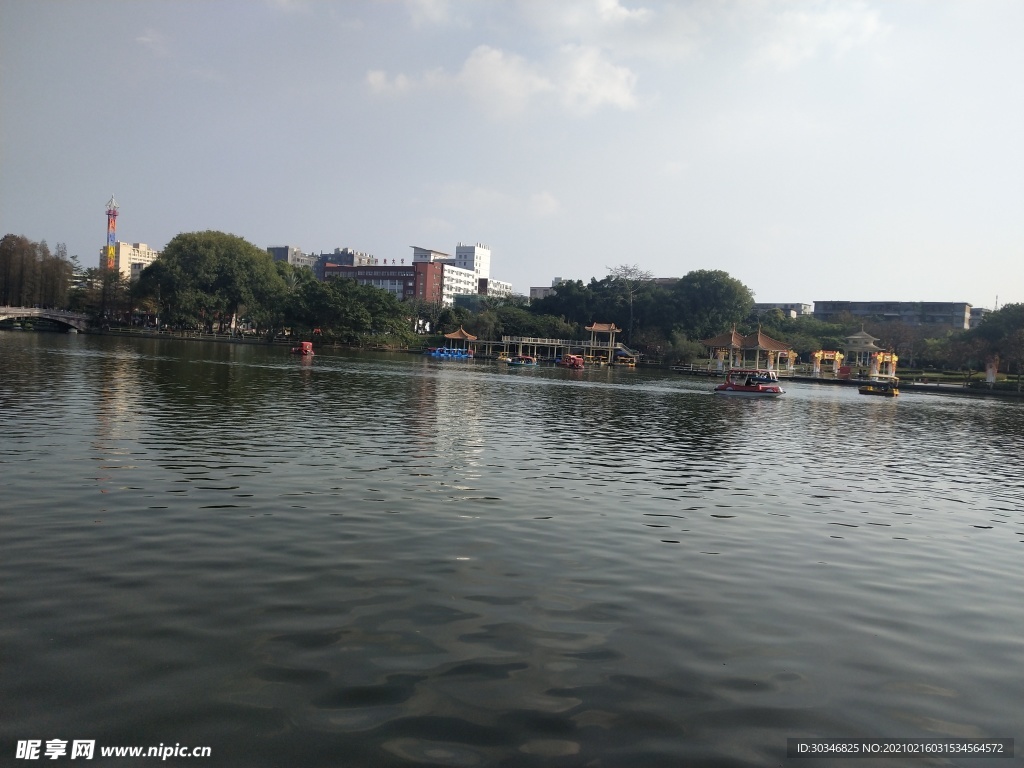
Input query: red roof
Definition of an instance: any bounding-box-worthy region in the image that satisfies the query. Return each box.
[444,326,477,340]
[585,322,621,333]
[702,328,790,351]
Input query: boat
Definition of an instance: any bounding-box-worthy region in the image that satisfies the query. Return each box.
[290,341,315,356]
[858,375,899,397]
[713,368,785,397]
[507,355,537,367]
[615,355,637,367]
[557,354,585,369]
[427,346,473,359]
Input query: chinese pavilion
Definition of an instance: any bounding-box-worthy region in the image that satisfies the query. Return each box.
[701,327,796,372]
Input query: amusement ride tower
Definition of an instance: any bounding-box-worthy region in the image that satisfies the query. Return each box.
[104,195,119,270]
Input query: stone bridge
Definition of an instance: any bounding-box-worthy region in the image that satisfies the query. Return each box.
[0,306,91,332]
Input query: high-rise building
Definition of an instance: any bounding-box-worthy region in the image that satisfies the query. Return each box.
[454,242,491,280]
[267,246,317,270]
[98,241,160,282]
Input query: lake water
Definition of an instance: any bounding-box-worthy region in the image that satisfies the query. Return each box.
[2,332,1021,767]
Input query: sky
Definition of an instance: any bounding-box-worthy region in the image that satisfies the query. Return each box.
[1,0,1022,309]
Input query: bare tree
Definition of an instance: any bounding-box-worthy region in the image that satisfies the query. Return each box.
[606,263,653,346]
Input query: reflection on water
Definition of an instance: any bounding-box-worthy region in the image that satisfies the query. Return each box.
[2,332,1022,766]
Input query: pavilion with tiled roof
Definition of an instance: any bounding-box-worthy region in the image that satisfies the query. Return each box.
[443,326,477,351]
[701,327,796,372]
[444,326,477,341]
[840,328,897,378]
[585,322,622,363]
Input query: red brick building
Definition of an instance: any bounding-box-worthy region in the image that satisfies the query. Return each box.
[324,261,444,303]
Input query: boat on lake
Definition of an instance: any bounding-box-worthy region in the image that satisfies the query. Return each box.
[507,355,537,367]
[713,368,785,397]
[858,375,899,397]
[290,341,314,356]
[557,354,585,369]
[427,347,473,359]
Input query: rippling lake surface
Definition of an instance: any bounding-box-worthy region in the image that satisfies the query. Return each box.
[2,332,1022,767]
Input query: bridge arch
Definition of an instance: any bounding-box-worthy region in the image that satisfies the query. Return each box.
[0,307,91,332]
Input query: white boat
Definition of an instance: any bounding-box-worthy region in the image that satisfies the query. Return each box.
[713,368,785,397]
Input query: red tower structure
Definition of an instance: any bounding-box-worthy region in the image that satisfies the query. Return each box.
[105,195,119,270]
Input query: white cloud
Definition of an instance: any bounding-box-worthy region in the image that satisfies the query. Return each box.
[405,0,457,27]
[366,69,415,95]
[528,191,561,217]
[135,28,169,57]
[366,43,636,116]
[517,0,701,63]
[457,46,554,117]
[554,45,637,113]
[748,1,891,71]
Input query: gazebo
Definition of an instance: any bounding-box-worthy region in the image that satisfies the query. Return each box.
[584,322,622,364]
[841,328,896,378]
[701,327,795,372]
[444,326,477,352]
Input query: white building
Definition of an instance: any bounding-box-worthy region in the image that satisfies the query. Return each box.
[530,277,564,301]
[412,243,514,304]
[100,242,160,282]
[482,278,513,298]
[454,242,491,280]
[267,246,317,270]
[441,264,478,306]
[753,302,813,318]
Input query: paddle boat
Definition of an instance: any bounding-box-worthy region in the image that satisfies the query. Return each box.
[507,355,538,367]
[858,375,899,397]
[427,347,473,359]
[290,341,314,356]
[713,368,785,397]
[556,354,585,369]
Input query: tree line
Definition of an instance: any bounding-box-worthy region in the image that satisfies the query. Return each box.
[0,234,78,308]
[3,229,1022,381]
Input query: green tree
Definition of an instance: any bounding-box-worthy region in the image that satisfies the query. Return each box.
[138,231,282,331]
[669,269,754,341]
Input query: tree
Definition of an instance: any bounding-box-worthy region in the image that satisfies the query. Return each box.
[606,264,654,345]
[138,231,283,331]
[669,269,755,341]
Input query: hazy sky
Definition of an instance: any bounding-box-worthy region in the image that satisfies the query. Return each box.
[2,0,1021,308]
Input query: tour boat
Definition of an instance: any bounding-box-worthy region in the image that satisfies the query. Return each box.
[507,355,538,367]
[858,375,899,397]
[713,368,785,397]
[290,341,315,356]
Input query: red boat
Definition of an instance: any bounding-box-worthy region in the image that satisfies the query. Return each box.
[557,354,585,369]
[290,341,314,356]
[713,368,784,397]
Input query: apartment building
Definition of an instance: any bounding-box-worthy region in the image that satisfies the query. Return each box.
[100,242,160,282]
[814,301,972,330]
[267,246,318,271]
[753,302,813,317]
[324,261,444,303]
